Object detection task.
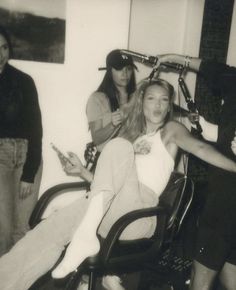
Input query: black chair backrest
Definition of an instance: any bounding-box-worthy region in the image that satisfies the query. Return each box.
[99,171,194,262]
[158,171,194,242]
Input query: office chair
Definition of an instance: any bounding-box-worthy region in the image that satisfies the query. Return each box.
[29,168,194,290]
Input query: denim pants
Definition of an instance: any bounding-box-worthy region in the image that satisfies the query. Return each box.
[0,138,157,290]
[0,138,42,257]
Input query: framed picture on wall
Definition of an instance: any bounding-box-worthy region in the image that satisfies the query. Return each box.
[0,0,66,64]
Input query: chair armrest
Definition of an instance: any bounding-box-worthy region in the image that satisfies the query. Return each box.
[100,205,169,261]
[29,181,90,228]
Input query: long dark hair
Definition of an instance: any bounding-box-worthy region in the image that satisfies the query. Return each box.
[119,79,175,143]
[97,67,136,112]
[0,26,13,58]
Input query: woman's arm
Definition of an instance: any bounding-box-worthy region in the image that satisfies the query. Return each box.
[199,116,218,142]
[167,121,236,172]
[89,115,121,146]
[86,93,123,146]
[157,54,202,72]
[92,94,137,144]
[20,74,42,199]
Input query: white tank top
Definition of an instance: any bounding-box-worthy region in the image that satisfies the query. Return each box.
[134,130,174,198]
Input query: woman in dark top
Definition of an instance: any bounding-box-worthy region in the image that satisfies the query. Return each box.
[0,26,43,256]
[157,53,236,290]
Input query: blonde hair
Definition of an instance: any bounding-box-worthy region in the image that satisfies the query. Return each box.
[119,78,175,143]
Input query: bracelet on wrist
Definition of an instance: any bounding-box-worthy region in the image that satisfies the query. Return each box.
[184,55,192,68]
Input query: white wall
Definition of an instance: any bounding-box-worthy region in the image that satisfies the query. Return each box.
[10,0,131,194]
[129,0,205,110]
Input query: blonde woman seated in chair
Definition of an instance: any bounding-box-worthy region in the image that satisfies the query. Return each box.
[1,79,236,290]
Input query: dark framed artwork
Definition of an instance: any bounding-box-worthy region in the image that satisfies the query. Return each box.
[0,0,66,63]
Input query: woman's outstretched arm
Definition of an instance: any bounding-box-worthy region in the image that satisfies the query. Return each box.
[156,54,202,72]
[167,121,236,172]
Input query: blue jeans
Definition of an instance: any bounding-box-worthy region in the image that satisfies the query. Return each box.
[0,138,42,256]
[0,138,157,290]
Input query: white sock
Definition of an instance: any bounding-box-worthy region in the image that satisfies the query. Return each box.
[51,193,104,278]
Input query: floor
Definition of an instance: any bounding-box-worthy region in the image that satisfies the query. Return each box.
[29,248,192,290]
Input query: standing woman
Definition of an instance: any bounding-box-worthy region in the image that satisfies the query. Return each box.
[86,49,137,152]
[0,26,43,256]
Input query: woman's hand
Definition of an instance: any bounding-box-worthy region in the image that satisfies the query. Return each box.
[188,112,200,125]
[63,152,94,183]
[231,133,236,155]
[63,152,84,176]
[19,181,33,199]
[111,109,124,126]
